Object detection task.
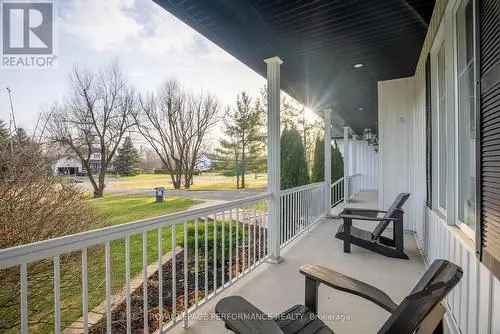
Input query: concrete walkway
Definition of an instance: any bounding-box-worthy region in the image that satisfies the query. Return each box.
[166,191,426,334]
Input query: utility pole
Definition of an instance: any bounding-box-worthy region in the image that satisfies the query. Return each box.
[6,87,16,152]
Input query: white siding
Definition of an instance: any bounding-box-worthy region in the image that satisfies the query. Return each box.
[377,0,500,332]
[377,77,414,230]
[426,210,500,334]
[350,139,378,191]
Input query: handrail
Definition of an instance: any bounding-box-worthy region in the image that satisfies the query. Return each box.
[0,192,271,269]
[280,182,324,196]
[331,177,344,187]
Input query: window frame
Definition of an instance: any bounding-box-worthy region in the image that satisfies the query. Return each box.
[452,0,477,241]
[430,24,448,217]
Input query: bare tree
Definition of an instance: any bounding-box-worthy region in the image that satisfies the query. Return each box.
[135,80,219,189]
[45,63,136,197]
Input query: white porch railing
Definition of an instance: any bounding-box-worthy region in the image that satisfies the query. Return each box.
[279,182,326,247]
[0,194,270,334]
[330,177,344,207]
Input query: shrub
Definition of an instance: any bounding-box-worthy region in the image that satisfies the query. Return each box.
[280,127,310,190]
[0,142,98,249]
[311,138,344,183]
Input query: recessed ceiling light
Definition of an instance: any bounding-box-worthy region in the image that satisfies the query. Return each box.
[353,63,364,69]
[358,107,364,111]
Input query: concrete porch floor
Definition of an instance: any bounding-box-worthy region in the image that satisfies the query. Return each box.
[168,191,426,334]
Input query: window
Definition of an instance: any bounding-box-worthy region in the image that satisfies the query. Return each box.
[437,42,447,211]
[455,0,476,234]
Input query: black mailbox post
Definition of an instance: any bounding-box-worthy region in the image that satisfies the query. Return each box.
[154,187,166,203]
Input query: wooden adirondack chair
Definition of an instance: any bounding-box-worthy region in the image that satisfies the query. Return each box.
[335,193,410,259]
[215,259,462,334]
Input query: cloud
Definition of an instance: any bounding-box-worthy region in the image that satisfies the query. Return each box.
[59,0,142,52]
[58,0,233,62]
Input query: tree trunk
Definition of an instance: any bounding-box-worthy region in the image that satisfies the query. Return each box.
[184,173,192,189]
[236,163,240,189]
[241,169,245,189]
[241,150,246,189]
[174,173,182,189]
[94,164,106,198]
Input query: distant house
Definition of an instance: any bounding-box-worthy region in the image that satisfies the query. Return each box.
[52,152,102,176]
[196,154,212,172]
[52,156,82,176]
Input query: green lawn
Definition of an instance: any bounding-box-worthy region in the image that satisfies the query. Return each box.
[90,194,202,227]
[105,172,267,192]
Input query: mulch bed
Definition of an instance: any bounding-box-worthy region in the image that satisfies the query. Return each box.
[89,227,267,334]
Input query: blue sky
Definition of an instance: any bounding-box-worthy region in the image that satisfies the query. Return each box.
[0,0,266,130]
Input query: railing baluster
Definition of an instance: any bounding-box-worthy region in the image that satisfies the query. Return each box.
[53,256,61,334]
[297,191,301,232]
[143,232,149,334]
[283,195,290,243]
[183,221,188,328]
[221,211,225,287]
[253,208,256,266]
[247,211,251,269]
[300,191,303,231]
[294,192,298,236]
[292,192,295,235]
[229,209,233,282]
[287,194,291,242]
[279,196,282,245]
[204,217,208,299]
[82,248,89,334]
[305,191,308,227]
[242,210,245,272]
[213,213,217,294]
[301,191,303,231]
[236,208,240,277]
[105,242,111,334]
[258,213,262,261]
[171,224,176,323]
[20,263,28,334]
[195,219,199,307]
[125,237,131,334]
[282,196,286,245]
[158,228,163,333]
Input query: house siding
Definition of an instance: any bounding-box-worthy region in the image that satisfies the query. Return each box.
[413,0,500,333]
[377,77,414,230]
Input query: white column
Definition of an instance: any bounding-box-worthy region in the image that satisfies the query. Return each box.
[324,109,332,215]
[265,56,283,264]
[343,127,350,205]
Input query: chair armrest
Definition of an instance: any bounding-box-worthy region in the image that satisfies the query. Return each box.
[344,208,387,215]
[215,296,283,334]
[339,214,398,222]
[299,265,398,313]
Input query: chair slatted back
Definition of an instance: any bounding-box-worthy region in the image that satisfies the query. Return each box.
[372,193,410,239]
[378,260,462,334]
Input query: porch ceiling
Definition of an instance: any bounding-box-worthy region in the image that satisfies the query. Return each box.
[153,0,435,134]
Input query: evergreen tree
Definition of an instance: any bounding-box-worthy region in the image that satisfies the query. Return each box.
[311,136,325,182]
[15,127,29,145]
[281,127,309,190]
[332,141,344,182]
[214,92,265,188]
[114,136,140,176]
[311,137,344,183]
